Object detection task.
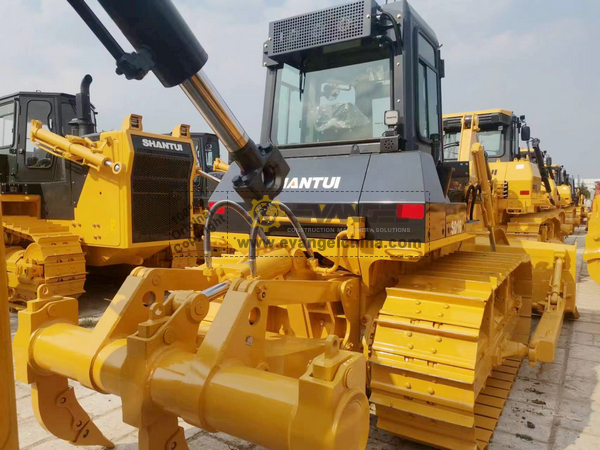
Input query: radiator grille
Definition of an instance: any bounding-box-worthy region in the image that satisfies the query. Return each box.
[131,149,193,244]
[270,0,371,56]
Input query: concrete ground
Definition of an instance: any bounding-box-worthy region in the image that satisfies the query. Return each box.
[9,227,600,450]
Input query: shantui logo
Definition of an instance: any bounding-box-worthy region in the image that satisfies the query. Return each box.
[284,177,341,190]
[248,195,284,232]
[141,138,184,152]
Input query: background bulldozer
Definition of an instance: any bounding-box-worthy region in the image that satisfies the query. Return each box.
[443,110,570,242]
[549,164,581,230]
[187,132,229,242]
[12,1,579,450]
[0,77,215,308]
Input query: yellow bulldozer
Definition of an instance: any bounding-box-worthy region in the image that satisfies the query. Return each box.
[576,189,588,227]
[443,110,570,242]
[9,1,579,450]
[0,77,220,309]
[548,164,581,230]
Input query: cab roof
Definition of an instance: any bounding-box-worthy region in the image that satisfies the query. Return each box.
[442,109,513,119]
[0,91,76,103]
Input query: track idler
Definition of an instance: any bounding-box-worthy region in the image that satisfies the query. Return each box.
[13,251,369,450]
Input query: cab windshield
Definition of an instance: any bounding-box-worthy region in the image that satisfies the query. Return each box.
[272,58,392,146]
[443,127,506,160]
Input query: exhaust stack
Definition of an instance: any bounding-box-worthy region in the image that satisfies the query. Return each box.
[66,0,288,200]
[69,74,96,136]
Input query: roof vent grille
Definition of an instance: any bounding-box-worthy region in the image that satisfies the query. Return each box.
[270,1,371,56]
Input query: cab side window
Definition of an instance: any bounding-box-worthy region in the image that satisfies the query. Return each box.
[193,138,203,168]
[204,141,218,171]
[417,34,440,141]
[60,101,77,136]
[25,100,54,169]
[0,102,15,148]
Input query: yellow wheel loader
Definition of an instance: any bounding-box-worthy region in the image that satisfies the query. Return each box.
[0,78,209,308]
[12,1,578,450]
[443,110,569,242]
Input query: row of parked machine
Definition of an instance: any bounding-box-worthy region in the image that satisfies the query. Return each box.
[0,1,594,450]
[443,108,586,243]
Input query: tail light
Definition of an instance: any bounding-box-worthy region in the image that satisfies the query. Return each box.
[520,190,530,196]
[396,204,425,219]
[209,202,225,214]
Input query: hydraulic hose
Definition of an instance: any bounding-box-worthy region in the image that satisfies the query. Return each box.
[248,201,314,277]
[203,200,270,269]
[379,11,403,51]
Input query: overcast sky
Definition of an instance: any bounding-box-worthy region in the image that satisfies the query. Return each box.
[1,0,599,177]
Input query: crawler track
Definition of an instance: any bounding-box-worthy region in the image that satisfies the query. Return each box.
[4,216,86,307]
[369,251,532,450]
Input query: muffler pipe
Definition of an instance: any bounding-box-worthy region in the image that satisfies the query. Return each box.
[69,74,96,136]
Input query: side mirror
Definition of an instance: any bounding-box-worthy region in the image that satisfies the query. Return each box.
[521,125,531,142]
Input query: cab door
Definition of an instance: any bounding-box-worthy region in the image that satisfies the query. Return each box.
[15,95,59,183]
[0,98,17,183]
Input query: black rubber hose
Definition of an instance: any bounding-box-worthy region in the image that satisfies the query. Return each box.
[248,201,314,277]
[204,200,270,269]
[380,11,403,52]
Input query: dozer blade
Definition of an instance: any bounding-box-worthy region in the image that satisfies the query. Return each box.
[588,259,600,285]
[475,236,578,318]
[369,251,531,450]
[31,374,113,448]
[505,210,564,242]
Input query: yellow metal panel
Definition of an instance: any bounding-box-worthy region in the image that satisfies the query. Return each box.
[584,196,600,283]
[0,209,19,448]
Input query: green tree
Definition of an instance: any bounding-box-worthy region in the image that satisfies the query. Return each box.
[578,183,591,199]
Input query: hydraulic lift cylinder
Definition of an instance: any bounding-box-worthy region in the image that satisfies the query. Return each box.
[69,0,289,198]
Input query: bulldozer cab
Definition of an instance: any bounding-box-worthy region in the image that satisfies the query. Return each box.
[550,165,565,184]
[443,109,522,163]
[260,0,443,159]
[0,91,93,187]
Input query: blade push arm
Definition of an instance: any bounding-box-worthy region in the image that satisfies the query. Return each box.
[30,120,122,174]
[531,139,555,206]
